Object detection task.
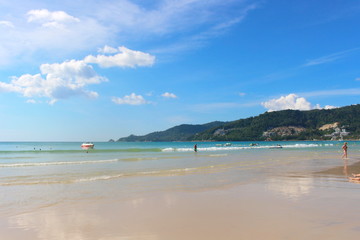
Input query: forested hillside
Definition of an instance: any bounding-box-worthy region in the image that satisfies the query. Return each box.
[190,104,360,141]
[117,121,225,142]
[115,104,360,142]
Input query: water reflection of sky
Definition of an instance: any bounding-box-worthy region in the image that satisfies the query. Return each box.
[266,176,314,200]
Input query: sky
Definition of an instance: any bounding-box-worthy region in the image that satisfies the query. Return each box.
[0,0,359,141]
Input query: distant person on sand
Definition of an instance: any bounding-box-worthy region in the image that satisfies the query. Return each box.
[349,173,360,183]
[194,144,197,152]
[342,142,348,159]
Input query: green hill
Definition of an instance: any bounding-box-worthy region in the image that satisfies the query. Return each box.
[190,104,360,141]
[117,121,226,142]
[115,104,360,142]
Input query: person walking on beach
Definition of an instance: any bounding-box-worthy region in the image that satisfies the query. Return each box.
[342,142,348,159]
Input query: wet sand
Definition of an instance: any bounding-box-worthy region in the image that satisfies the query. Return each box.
[317,159,360,176]
[2,172,360,240]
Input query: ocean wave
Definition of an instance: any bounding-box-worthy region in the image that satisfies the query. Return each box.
[282,143,326,148]
[0,148,163,154]
[0,156,164,168]
[0,159,120,168]
[162,143,333,152]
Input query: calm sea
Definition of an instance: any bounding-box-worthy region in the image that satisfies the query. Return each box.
[0,141,358,214]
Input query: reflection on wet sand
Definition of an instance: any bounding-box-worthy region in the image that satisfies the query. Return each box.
[8,207,102,240]
[7,200,162,240]
[343,159,360,183]
[314,158,360,184]
[5,193,189,240]
[6,181,360,240]
[266,175,314,200]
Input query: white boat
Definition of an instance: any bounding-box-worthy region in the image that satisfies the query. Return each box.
[81,142,94,149]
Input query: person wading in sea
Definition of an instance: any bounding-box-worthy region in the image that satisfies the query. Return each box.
[342,142,348,159]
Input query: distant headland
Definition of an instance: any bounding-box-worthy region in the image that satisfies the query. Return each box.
[111,104,360,142]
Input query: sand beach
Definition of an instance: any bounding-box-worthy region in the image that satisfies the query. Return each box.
[0,141,360,239]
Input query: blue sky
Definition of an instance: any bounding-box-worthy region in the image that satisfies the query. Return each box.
[0,0,359,141]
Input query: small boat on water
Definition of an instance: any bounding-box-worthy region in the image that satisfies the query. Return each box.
[81,142,94,149]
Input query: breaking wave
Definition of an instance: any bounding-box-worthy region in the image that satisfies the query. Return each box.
[162,143,333,152]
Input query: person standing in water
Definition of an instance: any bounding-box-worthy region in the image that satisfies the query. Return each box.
[194,144,197,152]
[342,142,348,159]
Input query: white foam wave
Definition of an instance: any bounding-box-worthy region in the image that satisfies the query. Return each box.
[75,174,125,183]
[162,143,333,152]
[0,159,119,168]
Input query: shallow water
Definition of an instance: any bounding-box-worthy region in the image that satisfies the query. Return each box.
[1,141,358,205]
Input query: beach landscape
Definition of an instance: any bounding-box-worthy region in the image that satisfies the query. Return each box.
[1,0,360,239]
[1,141,360,239]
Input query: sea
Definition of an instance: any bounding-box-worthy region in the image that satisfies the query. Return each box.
[0,140,359,215]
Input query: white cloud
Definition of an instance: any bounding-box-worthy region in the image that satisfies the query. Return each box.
[0,60,107,103]
[27,9,80,27]
[112,93,148,105]
[40,60,106,86]
[0,42,156,103]
[324,105,337,109]
[262,94,339,112]
[94,0,257,37]
[149,3,257,55]
[97,45,119,54]
[262,94,316,112]
[0,1,257,66]
[0,20,14,28]
[162,92,177,98]
[0,8,110,66]
[84,46,155,68]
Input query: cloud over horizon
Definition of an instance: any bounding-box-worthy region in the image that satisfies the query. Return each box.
[0,46,155,104]
[262,94,336,112]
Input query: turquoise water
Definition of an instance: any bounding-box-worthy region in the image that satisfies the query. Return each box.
[0,140,356,185]
[0,141,359,215]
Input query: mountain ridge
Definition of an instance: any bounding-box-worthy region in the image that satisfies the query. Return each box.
[114,104,360,142]
[116,121,226,142]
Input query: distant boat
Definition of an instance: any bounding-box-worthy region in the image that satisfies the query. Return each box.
[81,142,94,149]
